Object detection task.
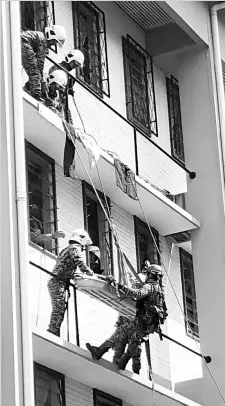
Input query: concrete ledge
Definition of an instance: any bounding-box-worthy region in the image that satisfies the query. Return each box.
[33,329,202,406]
[23,92,200,236]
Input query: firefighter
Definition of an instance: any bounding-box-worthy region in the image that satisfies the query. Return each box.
[48,49,84,91]
[45,69,68,117]
[21,25,66,100]
[47,229,93,337]
[86,264,168,373]
[89,246,104,275]
[48,49,85,178]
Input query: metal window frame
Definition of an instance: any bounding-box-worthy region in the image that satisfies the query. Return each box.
[25,141,58,255]
[134,216,160,272]
[122,34,158,137]
[20,1,57,53]
[179,248,199,339]
[82,181,114,275]
[72,1,110,97]
[34,362,66,406]
[93,389,122,406]
[166,75,185,164]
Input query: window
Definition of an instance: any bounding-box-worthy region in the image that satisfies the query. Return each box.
[166,76,185,163]
[83,182,113,275]
[134,217,160,272]
[26,142,58,255]
[94,389,122,406]
[73,1,109,97]
[20,1,55,32]
[34,363,65,406]
[180,249,199,338]
[122,35,158,136]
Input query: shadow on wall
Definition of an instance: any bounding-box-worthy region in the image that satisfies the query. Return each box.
[175,374,221,406]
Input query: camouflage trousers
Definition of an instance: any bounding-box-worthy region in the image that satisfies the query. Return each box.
[47,277,69,337]
[21,43,41,98]
[103,319,143,373]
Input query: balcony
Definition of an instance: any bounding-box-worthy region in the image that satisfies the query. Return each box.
[29,249,202,406]
[23,90,200,236]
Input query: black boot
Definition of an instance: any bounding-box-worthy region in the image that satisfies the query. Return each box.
[47,328,60,337]
[86,343,109,361]
[118,353,131,370]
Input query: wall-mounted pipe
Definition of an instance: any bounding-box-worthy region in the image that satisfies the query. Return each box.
[9,2,35,406]
[210,2,225,175]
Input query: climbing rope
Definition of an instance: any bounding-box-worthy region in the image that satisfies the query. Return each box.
[65,91,225,403]
[129,177,225,404]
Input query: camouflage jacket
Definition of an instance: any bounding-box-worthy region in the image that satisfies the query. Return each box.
[47,87,73,124]
[118,282,168,333]
[52,243,93,283]
[21,30,48,76]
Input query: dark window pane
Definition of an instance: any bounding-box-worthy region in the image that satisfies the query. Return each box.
[83,183,113,275]
[20,1,55,32]
[94,389,122,406]
[180,248,199,338]
[34,364,65,406]
[135,217,160,272]
[167,76,185,163]
[122,35,158,136]
[73,2,110,96]
[26,142,58,255]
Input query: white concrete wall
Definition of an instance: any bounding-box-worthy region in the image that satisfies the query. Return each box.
[40,1,187,195]
[27,162,204,394]
[178,47,225,406]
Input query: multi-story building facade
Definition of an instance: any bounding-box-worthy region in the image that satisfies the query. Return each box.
[1,2,225,406]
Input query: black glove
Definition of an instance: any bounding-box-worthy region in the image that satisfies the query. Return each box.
[45,97,55,107]
[68,88,74,96]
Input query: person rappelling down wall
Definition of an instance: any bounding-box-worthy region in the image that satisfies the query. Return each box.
[85,264,168,372]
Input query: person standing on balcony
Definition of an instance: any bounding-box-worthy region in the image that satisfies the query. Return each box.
[86,264,168,373]
[47,229,94,337]
[89,246,104,275]
[21,25,66,100]
[48,49,85,178]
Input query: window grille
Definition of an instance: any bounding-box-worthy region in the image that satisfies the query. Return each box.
[166,76,185,163]
[83,182,113,275]
[180,248,199,338]
[72,1,110,97]
[122,35,158,136]
[34,363,65,406]
[134,217,160,271]
[20,2,57,52]
[26,142,58,255]
[20,1,55,32]
[94,389,122,406]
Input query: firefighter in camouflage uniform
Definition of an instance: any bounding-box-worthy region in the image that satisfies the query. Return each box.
[48,49,85,177]
[86,264,168,373]
[21,25,66,100]
[47,229,94,337]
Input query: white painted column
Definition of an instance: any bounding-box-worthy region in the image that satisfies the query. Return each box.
[178,47,225,406]
[1,2,35,406]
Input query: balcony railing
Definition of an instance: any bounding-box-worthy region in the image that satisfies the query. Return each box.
[29,259,210,387]
[22,54,195,202]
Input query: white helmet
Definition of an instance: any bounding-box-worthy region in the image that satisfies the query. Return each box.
[45,25,66,47]
[47,70,68,88]
[69,229,92,246]
[145,264,162,278]
[89,246,100,259]
[65,49,84,68]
